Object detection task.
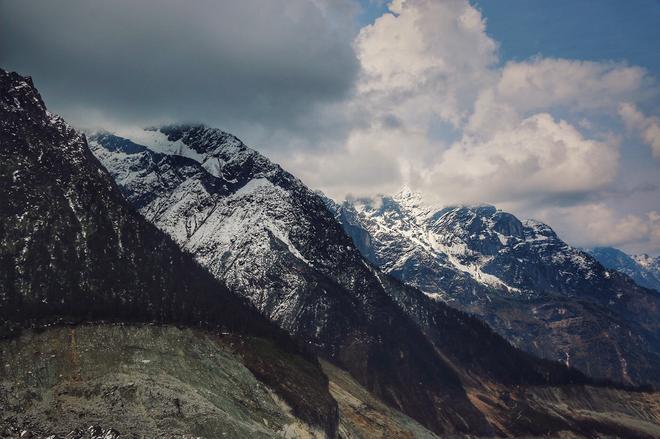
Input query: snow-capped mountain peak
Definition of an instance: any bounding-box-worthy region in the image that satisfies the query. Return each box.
[108,125,270,184]
[330,190,660,385]
[392,185,424,208]
[633,253,660,273]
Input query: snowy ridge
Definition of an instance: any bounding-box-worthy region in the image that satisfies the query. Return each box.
[349,195,528,294]
[330,187,660,385]
[118,127,207,164]
[342,191,609,298]
[89,128,320,331]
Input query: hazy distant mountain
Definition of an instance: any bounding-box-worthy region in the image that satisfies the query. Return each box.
[327,188,660,386]
[587,247,660,292]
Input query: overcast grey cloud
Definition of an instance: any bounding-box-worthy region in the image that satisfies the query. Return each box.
[0,0,359,139]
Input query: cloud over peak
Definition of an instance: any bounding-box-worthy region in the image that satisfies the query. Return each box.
[2,0,658,253]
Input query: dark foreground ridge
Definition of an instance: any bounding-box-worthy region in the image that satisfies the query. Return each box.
[0,68,337,436]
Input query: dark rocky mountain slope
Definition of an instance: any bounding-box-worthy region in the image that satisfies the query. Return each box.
[0,68,337,437]
[1,325,336,438]
[91,120,660,435]
[328,190,660,387]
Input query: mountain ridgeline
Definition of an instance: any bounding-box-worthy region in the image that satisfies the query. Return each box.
[587,247,660,293]
[92,121,660,435]
[3,67,660,438]
[326,191,660,387]
[0,68,338,436]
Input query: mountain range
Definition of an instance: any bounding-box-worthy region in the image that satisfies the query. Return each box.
[325,190,660,387]
[89,122,660,435]
[2,67,660,438]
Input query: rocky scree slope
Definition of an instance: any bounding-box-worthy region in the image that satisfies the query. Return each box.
[3,326,440,439]
[91,124,660,437]
[1,325,334,438]
[327,189,660,386]
[0,68,337,437]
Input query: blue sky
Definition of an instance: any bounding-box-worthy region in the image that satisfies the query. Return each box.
[360,0,660,82]
[475,1,660,91]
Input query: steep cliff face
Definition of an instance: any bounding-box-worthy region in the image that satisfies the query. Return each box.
[0,68,337,436]
[329,189,660,386]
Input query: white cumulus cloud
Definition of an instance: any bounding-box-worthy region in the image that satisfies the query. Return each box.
[619,103,660,158]
[427,113,620,205]
[287,0,658,254]
[534,204,660,255]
